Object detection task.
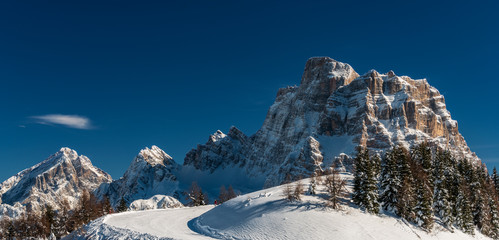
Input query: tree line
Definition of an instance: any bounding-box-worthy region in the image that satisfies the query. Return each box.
[353,142,499,238]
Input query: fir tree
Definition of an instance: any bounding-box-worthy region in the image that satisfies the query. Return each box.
[352,147,379,214]
[117,197,128,212]
[456,180,475,235]
[380,147,400,212]
[489,196,499,239]
[493,167,499,197]
[414,167,434,231]
[433,150,453,228]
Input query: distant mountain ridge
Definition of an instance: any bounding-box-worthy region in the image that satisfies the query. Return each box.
[0,56,481,217]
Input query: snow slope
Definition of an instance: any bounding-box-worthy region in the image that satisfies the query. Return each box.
[65,206,214,240]
[194,176,489,240]
[73,173,490,240]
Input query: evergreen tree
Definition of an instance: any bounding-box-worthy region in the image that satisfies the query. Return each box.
[352,147,379,214]
[380,147,400,212]
[493,167,499,197]
[414,167,434,231]
[456,180,475,235]
[395,146,415,221]
[117,197,128,212]
[365,154,380,214]
[489,196,499,239]
[352,146,368,206]
[412,142,433,187]
[433,150,453,228]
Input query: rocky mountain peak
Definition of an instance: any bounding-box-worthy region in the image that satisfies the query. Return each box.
[183,57,480,188]
[209,130,227,143]
[136,145,174,167]
[0,148,111,215]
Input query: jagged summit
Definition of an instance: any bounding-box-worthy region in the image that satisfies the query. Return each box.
[184,57,479,187]
[136,145,174,167]
[0,148,111,214]
[96,145,180,206]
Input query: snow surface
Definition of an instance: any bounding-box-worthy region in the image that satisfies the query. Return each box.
[75,173,491,240]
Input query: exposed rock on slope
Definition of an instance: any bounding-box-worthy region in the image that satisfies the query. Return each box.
[183,57,479,187]
[129,195,183,211]
[96,146,180,206]
[0,147,112,214]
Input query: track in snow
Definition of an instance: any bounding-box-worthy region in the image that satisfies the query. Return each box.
[104,205,215,239]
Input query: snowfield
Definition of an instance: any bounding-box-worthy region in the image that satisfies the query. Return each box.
[69,174,491,240]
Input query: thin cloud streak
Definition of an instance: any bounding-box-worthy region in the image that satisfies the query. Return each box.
[30,114,93,129]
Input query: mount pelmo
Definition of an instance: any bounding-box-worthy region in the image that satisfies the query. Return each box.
[184,57,478,188]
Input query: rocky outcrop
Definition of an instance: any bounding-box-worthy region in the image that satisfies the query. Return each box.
[129,195,183,211]
[0,148,112,215]
[96,146,181,207]
[183,57,479,187]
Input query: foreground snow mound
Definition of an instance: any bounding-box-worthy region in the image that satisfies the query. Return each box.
[193,175,490,240]
[63,216,173,240]
[129,195,183,211]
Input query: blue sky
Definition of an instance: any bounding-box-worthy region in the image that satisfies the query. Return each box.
[0,0,498,181]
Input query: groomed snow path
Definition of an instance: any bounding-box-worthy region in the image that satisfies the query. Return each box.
[64,205,215,240]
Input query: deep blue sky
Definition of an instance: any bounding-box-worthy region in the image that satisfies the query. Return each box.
[1,0,498,181]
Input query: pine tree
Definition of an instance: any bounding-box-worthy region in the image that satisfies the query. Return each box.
[352,147,379,213]
[493,167,499,197]
[352,146,367,206]
[433,150,453,228]
[489,196,499,239]
[117,197,128,212]
[456,180,475,235]
[365,154,380,214]
[395,146,416,221]
[380,147,400,212]
[414,168,434,231]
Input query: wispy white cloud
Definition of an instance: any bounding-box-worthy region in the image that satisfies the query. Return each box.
[30,114,93,129]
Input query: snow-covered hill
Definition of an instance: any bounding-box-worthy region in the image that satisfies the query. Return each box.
[69,174,490,240]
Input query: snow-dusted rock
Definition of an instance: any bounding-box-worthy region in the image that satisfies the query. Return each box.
[0,147,112,216]
[129,195,183,211]
[96,146,181,207]
[183,57,480,188]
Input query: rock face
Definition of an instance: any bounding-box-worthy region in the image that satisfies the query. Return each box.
[96,146,181,207]
[183,57,479,187]
[0,148,112,215]
[128,194,183,211]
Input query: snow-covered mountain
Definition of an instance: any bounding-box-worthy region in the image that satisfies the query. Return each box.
[184,57,479,188]
[96,146,181,206]
[0,147,111,215]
